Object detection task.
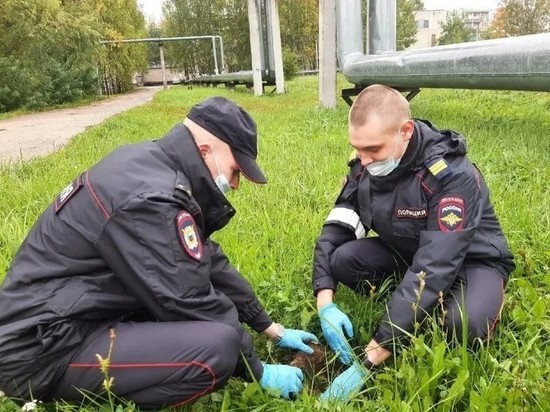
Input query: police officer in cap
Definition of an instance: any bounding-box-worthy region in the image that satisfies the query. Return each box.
[0,96,318,408]
[314,85,515,401]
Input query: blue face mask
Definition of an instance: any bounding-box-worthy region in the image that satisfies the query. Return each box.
[366,132,402,176]
[212,149,233,195]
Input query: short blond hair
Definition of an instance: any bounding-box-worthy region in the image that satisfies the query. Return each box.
[349,85,411,132]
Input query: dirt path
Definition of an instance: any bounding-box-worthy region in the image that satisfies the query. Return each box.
[0,86,163,164]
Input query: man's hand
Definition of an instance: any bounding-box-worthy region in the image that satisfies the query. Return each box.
[320,362,367,402]
[259,363,304,399]
[318,303,354,364]
[277,328,319,354]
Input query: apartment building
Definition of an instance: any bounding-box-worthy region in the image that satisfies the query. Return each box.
[410,9,449,49]
[409,9,496,49]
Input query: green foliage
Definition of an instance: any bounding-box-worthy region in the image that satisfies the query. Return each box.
[157,0,421,75]
[397,0,423,51]
[437,12,475,45]
[1,77,550,410]
[161,0,315,76]
[0,0,149,111]
[96,0,149,94]
[491,0,550,37]
[0,57,39,112]
[146,23,162,66]
[0,0,101,111]
[162,0,319,76]
[282,47,299,81]
[279,0,318,70]
[163,0,237,77]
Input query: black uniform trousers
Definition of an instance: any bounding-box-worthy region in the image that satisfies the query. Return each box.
[330,238,505,345]
[50,321,241,409]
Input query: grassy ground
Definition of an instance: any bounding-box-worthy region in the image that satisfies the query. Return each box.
[0,76,549,411]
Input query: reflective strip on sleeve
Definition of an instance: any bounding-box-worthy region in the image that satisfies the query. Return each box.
[325,207,366,239]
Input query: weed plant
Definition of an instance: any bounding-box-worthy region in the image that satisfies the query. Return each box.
[0,76,549,411]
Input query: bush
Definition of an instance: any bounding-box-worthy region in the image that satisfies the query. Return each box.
[282,47,299,81]
[0,57,41,112]
[45,61,99,105]
[0,57,100,112]
[0,0,145,112]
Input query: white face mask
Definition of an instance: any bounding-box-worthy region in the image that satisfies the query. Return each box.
[366,131,402,177]
[215,173,232,194]
[211,149,233,195]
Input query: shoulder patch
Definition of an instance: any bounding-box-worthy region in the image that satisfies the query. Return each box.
[426,158,452,180]
[55,176,83,214]
[437,196,465,232]
[176,211,202,261]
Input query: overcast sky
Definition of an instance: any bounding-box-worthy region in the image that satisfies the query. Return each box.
[137,0,501,22]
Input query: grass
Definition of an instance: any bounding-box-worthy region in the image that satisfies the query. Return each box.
[1,75,550,411]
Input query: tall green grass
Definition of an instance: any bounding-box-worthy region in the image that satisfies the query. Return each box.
[1,76,549,411]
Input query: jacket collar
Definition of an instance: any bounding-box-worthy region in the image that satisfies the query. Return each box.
[414,119,468,165]
[155,123,236,237]
[369,120,467,190]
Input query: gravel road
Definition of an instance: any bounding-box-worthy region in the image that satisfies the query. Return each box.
[0,87,162,164]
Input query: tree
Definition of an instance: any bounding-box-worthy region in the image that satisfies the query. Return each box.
[0,0,149,111]
[279,0,318,70]
[162,0,319,76]
[146,23,162,66]
[0,0,101,111]
[437,12,475,45]
[163,0,230,77]
[485,0,550,37]
[95,0,149,94]
[160,0,423,75]
[482,7,507,39]
[397,0,423,50]
[219,0,251,73]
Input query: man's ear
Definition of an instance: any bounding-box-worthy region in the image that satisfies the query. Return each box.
[402,120,415,141]
[198,144,211,157]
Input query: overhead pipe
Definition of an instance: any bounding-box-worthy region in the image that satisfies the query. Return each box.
[337,0,550,93]
[189,0,279,89]
[368,0,396,54]
[100,36,225,76]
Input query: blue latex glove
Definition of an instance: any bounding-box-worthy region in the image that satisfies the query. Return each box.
[319,303,354,364]
[277,328,319,354]
[320,362,367,402]
[259,363,304,399]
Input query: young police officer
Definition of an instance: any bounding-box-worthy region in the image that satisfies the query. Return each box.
[314,85,514,401]
[0,97,317,408]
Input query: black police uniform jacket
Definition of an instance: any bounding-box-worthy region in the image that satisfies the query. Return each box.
[0,124,272,399]
[313,120,515,348]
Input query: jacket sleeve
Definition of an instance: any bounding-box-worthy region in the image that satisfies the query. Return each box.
[373,165,482,349]
[208,240,273,333]
[95,195,264,380]
[313,158,367,295]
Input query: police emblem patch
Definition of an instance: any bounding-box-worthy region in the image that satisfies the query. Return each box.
[176,211,202,261]
[438,196,465,232]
